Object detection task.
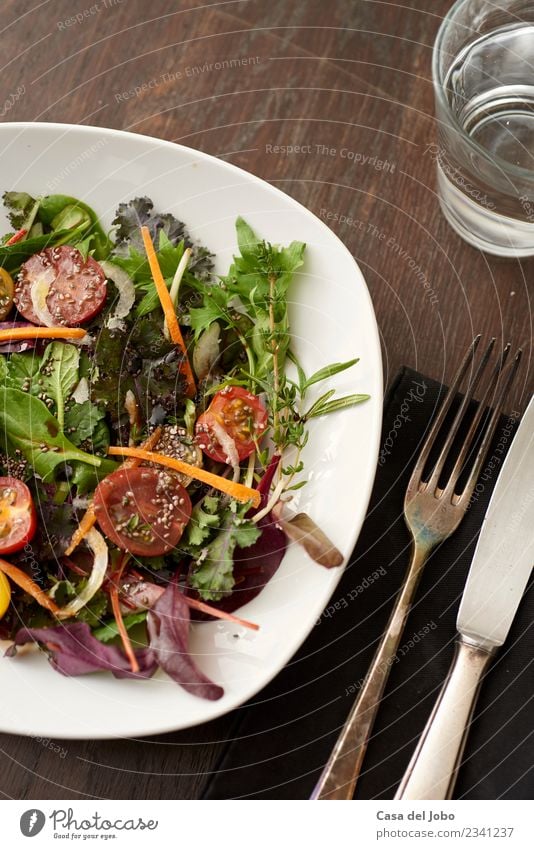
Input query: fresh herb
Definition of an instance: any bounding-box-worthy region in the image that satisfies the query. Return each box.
[185,494,221,547]
[188,501,261,601]
[190,218,369,489]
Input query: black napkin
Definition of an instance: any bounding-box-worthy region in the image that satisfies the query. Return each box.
[203,368,533,800]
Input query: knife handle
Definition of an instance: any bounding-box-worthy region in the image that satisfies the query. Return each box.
[395,637,497,800]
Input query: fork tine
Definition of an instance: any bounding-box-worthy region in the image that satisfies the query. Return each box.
[425,338,496,493]
[409,336,481,490]
[444,342,511,497]
[456,347,522,504]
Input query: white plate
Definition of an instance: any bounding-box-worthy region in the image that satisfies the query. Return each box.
[0,122,382,739]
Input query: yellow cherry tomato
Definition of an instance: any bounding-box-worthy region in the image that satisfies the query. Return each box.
[0,268,14,320]
[0,570,11,619]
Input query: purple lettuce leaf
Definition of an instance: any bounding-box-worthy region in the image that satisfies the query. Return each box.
[0,321,38,353]
[6,622,157,679]
[147,580,223,701]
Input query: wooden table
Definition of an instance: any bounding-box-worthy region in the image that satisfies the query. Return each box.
[1,0,532,800]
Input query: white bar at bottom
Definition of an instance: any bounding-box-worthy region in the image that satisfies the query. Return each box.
[1,799,531,848]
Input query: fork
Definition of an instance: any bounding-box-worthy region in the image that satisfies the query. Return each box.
[311,337,521,800]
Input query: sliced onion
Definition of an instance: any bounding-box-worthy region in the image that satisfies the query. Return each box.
[56,528,109,619]
[210,418,240,474]
[72,376,89,404]
[164,248,191,340]
[30,275,56,327]
[100,261,135,330]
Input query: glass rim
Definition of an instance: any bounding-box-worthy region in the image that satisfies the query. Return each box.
[432,0,534,182]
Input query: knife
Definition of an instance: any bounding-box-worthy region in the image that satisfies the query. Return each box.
[395,394,534,800]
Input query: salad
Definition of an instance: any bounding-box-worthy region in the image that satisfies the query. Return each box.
[0,191,368,700]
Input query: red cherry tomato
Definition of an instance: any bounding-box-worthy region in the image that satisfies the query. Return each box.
[0,477,37,555]
[93,467,192,557]
[195,386,268,464]
[15,245,107,326]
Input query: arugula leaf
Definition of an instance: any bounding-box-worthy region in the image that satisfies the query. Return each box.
[188,505,261,601]
[39,342,80,431]
[0,388,117,484]
[189,285,235,340]
[235,216,261,262]
[112,234,189,318]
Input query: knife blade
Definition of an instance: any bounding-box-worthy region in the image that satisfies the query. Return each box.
[396,394,534,800]
[457,393,534,648]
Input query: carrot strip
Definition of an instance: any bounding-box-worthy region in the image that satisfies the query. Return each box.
[0,558,61,615]
[0,327,86,342]
[107,446,261,508]
[64,506,96,556]
[64,427,164,556]
[140,226,196,398]
[185,596,259,631]
[109,554,139,673]
[5,228,28,245]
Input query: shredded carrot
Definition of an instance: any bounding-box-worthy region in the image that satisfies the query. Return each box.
[64,506,96,556]
[64,427,164,556]
[0,558,61,615]
[0,327,86,342]
[109,554,139,673]
[140,226,196,398]
[185,596,259,631]
[5,228,28,245]
[107,446,261,508]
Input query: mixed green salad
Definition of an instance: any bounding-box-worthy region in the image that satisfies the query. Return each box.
[0,191,368,699]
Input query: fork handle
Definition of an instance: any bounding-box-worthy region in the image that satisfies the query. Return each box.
[311,542,430,800]
[395,638,497,800]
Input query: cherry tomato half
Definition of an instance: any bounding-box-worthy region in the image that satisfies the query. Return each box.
[93,467,192,557]
[0,477,37,555]
[15,245,107,326]
[195,386,268,464]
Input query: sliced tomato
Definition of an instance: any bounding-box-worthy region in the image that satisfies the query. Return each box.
[0,477,37,555]
[195,386,268,464]
[15,245,107,326]
[93,467,192,557]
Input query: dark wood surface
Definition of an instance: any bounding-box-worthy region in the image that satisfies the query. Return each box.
[0,0,532,800]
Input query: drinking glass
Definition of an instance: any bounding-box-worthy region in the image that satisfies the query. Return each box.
[432,0,534,256]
